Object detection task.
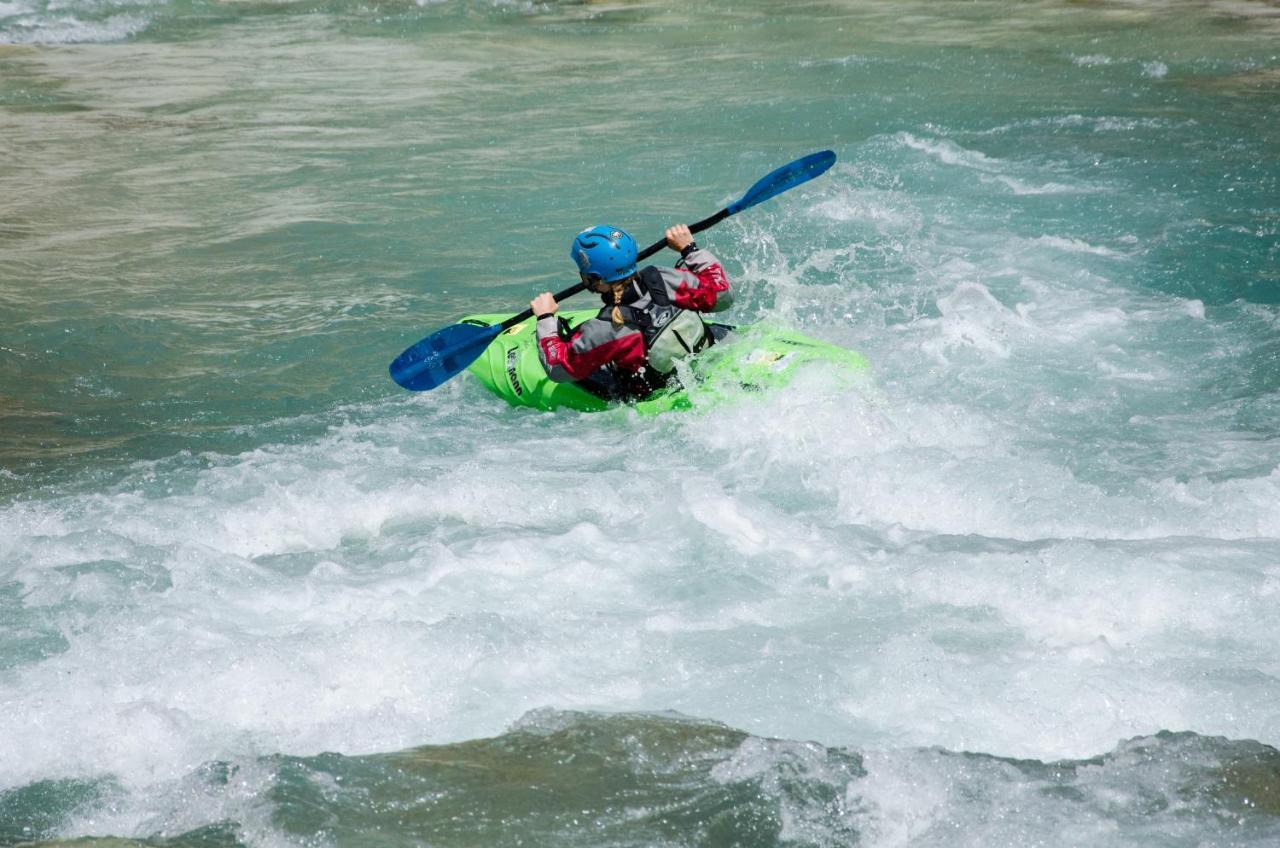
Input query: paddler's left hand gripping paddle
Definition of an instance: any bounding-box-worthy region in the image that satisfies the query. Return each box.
[389,150,837,392]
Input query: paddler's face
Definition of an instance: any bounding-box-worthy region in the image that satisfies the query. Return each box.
[582,274,612,293]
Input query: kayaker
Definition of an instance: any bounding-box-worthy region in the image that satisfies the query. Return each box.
[528,224,733,400]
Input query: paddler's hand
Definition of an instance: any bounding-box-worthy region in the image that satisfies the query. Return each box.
[665,224,694,252]
[530,292,558,317]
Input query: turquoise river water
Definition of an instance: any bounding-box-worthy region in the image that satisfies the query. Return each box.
[2,1,1279,845]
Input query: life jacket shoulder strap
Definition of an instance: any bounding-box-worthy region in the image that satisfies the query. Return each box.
[636,266,673,307]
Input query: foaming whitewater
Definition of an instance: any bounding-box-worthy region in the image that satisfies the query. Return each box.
[7,171,1280,843]
[4,310,1280,840]
[12,712,1280,846]
[0,0,154,44]
[4,0,1280,843]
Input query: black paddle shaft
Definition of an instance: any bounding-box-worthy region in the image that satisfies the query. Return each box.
[498,209,731,331]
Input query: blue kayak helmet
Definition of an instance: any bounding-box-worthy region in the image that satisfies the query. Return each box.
[570,225,637,283]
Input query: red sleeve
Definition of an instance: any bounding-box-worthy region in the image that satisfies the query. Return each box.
[672,262,730,311]
[538,328,646,382]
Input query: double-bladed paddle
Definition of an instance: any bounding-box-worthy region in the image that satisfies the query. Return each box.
[389,149,837,391]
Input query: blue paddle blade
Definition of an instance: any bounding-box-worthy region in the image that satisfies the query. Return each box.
[727,150,837,215]
[389,321,502,391]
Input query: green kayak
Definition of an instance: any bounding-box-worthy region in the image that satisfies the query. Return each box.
[461,310,870,414]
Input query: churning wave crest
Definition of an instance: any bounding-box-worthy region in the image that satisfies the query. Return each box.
[5,711,1280,847]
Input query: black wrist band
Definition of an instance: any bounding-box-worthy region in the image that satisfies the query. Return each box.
[680,242,699,258]
[536,312,555,321]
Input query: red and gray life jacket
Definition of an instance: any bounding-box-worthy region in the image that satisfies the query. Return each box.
[535,246,732,398]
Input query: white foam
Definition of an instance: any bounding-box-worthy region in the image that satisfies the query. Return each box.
[0,1,34,17]
[898,133,1003,172]
[0,12,149,44]
[917,280,1026,361]
[1030,235,1127,258]
[981,114,1184,135]
[896,133,1095,197]
[3,330,1279,820]
[810,188,923,231]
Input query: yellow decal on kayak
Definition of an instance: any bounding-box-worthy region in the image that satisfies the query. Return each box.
[744,349,797,372]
